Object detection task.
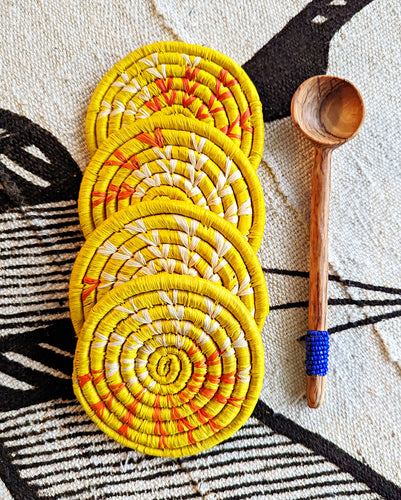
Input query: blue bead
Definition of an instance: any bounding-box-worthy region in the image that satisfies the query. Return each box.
[305,330,329,376]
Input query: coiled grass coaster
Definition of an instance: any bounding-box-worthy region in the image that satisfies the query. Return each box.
[79,115,265,249]
[69,200,268,334]
[73,274,264,457]
[85,41,264,168]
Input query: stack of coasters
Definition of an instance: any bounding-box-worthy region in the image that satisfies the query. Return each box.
[70,41,268,457]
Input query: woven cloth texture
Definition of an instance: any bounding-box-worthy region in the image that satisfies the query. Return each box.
[0,0,400,499]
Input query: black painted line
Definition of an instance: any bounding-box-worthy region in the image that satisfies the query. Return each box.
[0,306,69,320]
[3,257,76,271]
[0,245,79,261]
[184,451,313,472]
[5,426,102,452]
[39,454,177,486]
[297,308,401,340]
[5,415,93,446]
[1,266,72,280]
[181,440,297,464]
[0,408,86,435]
[0,316,69,332]
[329,298,401,307]
[0,438,40,500]
[1,201,77,219]
[0,288,69,302]
[264,268,401,296]
[295,489,378,500]
[271,301,308,310]
[253,400,401,499]
[0,219,80,236]
[329,309,401,334]
[36,462,185,496]
[209,469,347,494]
[41,459,181,491]
[159,493,200,500]
[0,399,77,422]
[0,208,79,227]
[265,268,309,278]
[0,297,68,308]
[271,298,401,311]
[1,276,71,291]
[330,275,401,297]
[1,235,83,253]
[0,227,81,246]
[14,438,123,462]
[198,456,328,484]
[223,479,364,500]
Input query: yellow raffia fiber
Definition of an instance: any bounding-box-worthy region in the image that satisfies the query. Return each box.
[73,273,264,457]
[85,41,264,169]
[79,115,265,249]
[69,199,268,334]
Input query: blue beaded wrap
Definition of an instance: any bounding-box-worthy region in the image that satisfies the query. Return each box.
[305,330,329,376]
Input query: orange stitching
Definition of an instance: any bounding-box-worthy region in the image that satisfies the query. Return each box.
[166,394,176,407]
[197,408,213,423]
[155,78,173,93]
[101,391,115,409]
[215,79,232,101]
[182,93,196,108]
[196,104,211,120]
[127,399,140,414]
[162,90,177,106]
[110,382,126,394]
[171,407,182,420]
[209,419,224,432]
[90,401,106,417]
[154,421,167,435]
[220,68,238,87]
[207,350,220,366]
[199,387,216,399]
[188,399,200,412]
[145,96,162,112]
[177,417,195,432]
[118,183,135,200]
[158,435,169,449]
[82,276,99,301]
[78,373,92,388]
[228,396,246,408]
[117,423,130,439]
[178,391,190,403]
[185,66,200,81]
[136,128,164,148]
[187,430,196,444]
[240,108,253,133]
[182,79,199,95]
[104,150,140,170]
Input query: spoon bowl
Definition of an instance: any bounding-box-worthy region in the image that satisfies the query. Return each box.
[291,75,365,147]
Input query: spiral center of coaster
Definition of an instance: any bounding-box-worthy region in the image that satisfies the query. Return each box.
[156,354,180,381]
[145,346,192,394]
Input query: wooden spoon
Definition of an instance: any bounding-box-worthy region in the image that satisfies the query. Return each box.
[291,75,365,408]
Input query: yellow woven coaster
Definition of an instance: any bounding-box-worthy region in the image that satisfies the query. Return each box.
[73,273,264,457]
[86,41,264,168]
[79,115,265,247]
[70,199,268,334]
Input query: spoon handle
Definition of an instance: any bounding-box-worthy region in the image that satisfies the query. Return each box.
[307,147,331,408]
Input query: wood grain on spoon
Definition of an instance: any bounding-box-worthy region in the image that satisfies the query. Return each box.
[291,75,365,408]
